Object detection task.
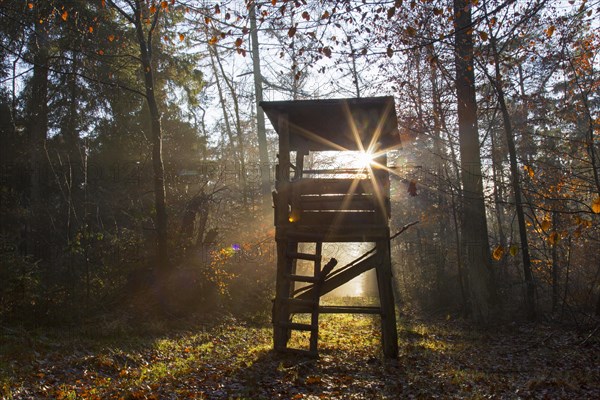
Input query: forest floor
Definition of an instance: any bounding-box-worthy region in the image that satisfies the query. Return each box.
[1,309,599,399]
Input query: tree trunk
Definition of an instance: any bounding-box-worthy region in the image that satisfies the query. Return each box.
[212,44,248,205]
[27,14,50,260]
[488,34,536,320]
[133,6,169,275]
[249,1,271,196]
[453,0,492,323]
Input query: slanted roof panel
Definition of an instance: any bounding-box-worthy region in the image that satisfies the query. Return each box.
[260,96,400,152]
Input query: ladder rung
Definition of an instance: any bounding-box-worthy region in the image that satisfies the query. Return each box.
[287,252,320,261]
[318,305,382,314]
[277,322,317,331]
[287,274,319,283]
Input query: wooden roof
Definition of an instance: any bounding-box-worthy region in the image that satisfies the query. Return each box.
[260,96,400,152]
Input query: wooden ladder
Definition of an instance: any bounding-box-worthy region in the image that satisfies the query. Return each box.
[275,241,325,356]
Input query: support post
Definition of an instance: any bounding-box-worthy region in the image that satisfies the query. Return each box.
[376,239,398,358]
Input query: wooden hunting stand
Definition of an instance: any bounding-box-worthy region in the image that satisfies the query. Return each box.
[261,97,401,358]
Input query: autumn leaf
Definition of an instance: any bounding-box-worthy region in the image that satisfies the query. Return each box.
[150,4,157,13]
[387,7,396,20]
[523,165,534,178]
[407,180,418,196]
[28,3,33,9]
[88,26,93,33]
[387,46,394,58]
[271,0,277,5]
[61,11,68,21]
[546,25,555,38]
[433,8,443,16]
[548,231,559,245]
[101,0,105,7]
[322,10,330,19]
[204,16,211,24]
[322,46,332,57]
[288,26,297,38]
[406,26,417,36]
[97,49,104,55]
[235,38,243,47]
[541,219,551,231]
[214,4,220,14]
[479,31,489,41]
[208,36,218,45]
[108,34,115,42]
[179,33,185,42]
[302,11,310,21]
[492,245,504,261]
[592,197,600,213]
[161,1,168,9]
[509,244,519,257]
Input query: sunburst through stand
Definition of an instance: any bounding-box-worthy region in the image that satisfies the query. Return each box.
[261,97,401,358]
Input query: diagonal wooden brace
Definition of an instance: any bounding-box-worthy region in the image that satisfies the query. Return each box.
[297,253,379,300]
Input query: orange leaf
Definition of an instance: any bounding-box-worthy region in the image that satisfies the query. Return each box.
[524,165,534,178]
[179,33,185,41]
[61,11,68,21]
[208,36,218,45]
[546,25,555,38]
[479,31,488,41]
[101,0,106,7]
[321,10,330,19]
[592,197,600,213]
[541,219,551,231]
[97,49,104,55]
[235,38,243,47]
[548,231,559,245]
[150,5,157,13]
[108,34,115,42]
[271,0,277,5]
[28,3,33,9]
[492,245,504,261]
[161,1,168,9]
[88,26,93,33]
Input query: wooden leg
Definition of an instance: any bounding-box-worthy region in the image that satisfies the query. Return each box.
[273,239,297,351]
[376,240,399,358]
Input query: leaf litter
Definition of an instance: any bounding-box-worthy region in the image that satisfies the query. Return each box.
[1,314,598,399]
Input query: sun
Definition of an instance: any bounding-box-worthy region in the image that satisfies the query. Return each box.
[355,151,375,169]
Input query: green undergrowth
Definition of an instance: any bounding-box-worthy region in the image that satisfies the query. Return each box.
[1,309,598,399]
